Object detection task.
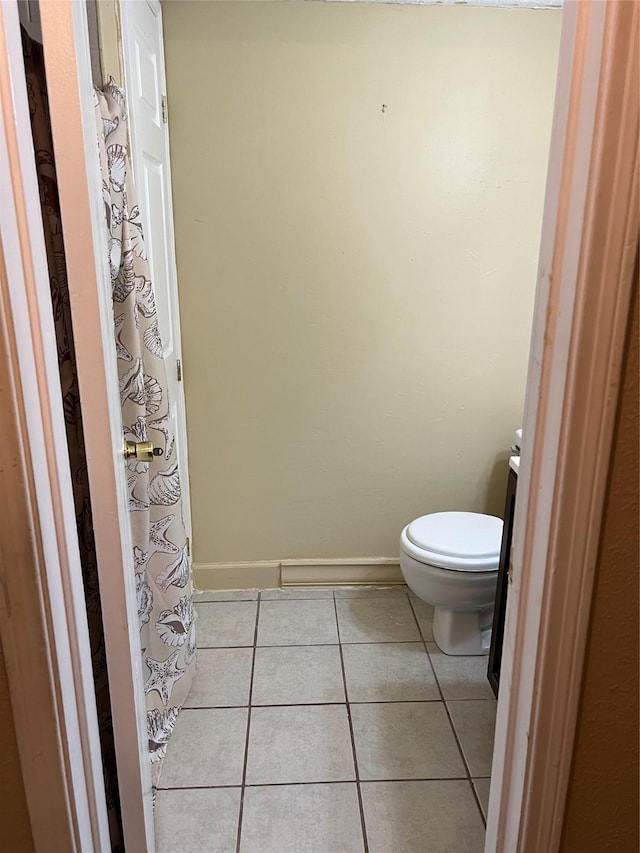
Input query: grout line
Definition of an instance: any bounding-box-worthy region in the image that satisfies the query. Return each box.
[195,598,336,605]
[197,643,338,650]
[407,598,487,826]
[469,777,488,828]
[407,595,434,645]
[235,593,261,853]
[446,697,495,828]
[157,776,474,792]
[158,783,243,792]
[196,639,435,650]
[333,595,370,853]
[195,590,411,603]
[182,698,456,711]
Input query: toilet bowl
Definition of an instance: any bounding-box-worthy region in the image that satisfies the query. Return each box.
[399,511,502,656]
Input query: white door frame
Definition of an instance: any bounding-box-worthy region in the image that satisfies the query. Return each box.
[0,1,111,850]
[486,1,638,850]
[39,0,155,849]
[1,1,636,850]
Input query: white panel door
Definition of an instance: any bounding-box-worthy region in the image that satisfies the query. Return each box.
[120,0,193,551]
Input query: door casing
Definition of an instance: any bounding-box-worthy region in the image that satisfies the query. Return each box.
[487,2,638,849]
[0,1,112,849]
[40,0,155,849]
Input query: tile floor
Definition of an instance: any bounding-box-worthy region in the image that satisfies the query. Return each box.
[155,586,496,853]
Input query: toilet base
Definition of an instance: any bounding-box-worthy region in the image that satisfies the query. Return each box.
[433,606,493,656]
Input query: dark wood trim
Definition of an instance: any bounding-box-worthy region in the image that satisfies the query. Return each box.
[488,466,518,697]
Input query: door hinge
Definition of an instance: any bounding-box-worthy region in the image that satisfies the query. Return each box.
[176,358,182,381]
[161,95,168,124]
[186,537,191,557]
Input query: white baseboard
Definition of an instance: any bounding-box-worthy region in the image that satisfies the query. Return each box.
[192,558,403,591]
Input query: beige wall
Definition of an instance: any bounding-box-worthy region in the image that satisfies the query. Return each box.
[163,1,561,563]
[561,270,639,851]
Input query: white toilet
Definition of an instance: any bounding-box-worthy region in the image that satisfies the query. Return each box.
[400,511,502,656]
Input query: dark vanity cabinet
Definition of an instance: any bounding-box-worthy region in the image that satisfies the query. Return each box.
[488,463,518,697]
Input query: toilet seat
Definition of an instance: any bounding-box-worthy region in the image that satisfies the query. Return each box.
[401,511,502,572]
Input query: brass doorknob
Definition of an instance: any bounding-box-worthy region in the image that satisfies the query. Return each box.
[123,440,162,462]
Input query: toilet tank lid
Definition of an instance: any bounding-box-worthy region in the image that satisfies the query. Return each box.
[406,512,503,560]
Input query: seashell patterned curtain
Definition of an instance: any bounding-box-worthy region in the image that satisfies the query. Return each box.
[94,81,196,783]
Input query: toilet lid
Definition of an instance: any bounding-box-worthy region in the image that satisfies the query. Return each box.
[406,512,502,561]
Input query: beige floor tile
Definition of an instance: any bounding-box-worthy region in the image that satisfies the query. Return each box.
[257,599,338,646]
[448,700,497,777]
[409,597,435,641]
[183,648,253,708]
[342,643,439,702]
[427,643,495,700]
[155,787,240,853]
[239,784,364,853]
[159,708,248,788]
[246,705,354,784]
[196,601,257,647]
[473,777,491,821]
[260,588,334,600]
[194,590,259,601]
[361,780,485,853]
[252,645,344,705]
[351,702,465,780]
[336,598,421,644]
[334,586,408,598]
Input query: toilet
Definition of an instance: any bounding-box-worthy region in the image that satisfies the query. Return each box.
[400,511,502,656]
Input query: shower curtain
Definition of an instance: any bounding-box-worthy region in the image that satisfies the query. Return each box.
[94,81,196,783]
